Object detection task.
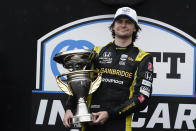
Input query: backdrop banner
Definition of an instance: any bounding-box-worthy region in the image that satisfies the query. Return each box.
[32,15,196,131]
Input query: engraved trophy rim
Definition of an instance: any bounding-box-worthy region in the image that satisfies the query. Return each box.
[53,49,95,70]
[55,49,91,56]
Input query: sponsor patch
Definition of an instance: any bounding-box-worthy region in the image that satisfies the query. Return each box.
[120,54,128,61]
[90,105,101,109]
[142,79,152,87]
[102,78,124,85]
[103,52,111,57]
[119,60,126,65]
[148,62,153,71]
[140,86,151,97]
[128,57,134,61]
[122,7,131,14]
[119,54,128,65]
[99,52,112,64]
[138,95,145,103]
[144,71,153,81]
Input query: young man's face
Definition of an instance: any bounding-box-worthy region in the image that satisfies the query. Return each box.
[113,16,136,39]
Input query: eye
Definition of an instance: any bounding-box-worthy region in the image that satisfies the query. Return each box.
[126,20,133,24]
[116,19,123,24]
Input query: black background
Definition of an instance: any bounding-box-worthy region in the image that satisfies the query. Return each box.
[0,0,195,131]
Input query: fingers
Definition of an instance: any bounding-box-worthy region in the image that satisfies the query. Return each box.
[63,110,73,128]
[63,117,72,128]
[63,118,70,128]
[92,111,109,125]
[63,116,71,128]
[92,112,99,116]
[63,111,108,127]
[94,117,105,125]
[99,120,105,125]
[92,112,101,123]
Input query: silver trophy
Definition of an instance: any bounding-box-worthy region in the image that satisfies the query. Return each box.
[53,49,102,124]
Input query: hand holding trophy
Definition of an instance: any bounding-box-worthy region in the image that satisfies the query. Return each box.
[53,49,102,124]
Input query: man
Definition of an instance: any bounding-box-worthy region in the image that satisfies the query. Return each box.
[63,7,153,131]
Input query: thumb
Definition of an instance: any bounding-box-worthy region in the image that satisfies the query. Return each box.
[92,112,99,116]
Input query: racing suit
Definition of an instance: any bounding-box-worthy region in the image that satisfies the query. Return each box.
[67,42,153,131]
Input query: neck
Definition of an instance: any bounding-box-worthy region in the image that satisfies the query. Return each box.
[114,37,132,47]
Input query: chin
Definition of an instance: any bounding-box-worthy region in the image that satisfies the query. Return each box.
[118,35,131,39]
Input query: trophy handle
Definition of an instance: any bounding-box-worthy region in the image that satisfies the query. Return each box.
[56,70,102,95]
[89,72,102,94]
[56,74,73,96]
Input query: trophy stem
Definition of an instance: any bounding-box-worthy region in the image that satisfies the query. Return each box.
[76,98,89,115]
[72,97,93,124]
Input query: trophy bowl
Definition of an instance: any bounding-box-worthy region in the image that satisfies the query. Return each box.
[53,49,102,124]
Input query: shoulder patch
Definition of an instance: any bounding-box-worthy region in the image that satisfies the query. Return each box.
[93,42,113,54]
[106,41,113,46]
[135,48,150,61]
[93,46,102,54]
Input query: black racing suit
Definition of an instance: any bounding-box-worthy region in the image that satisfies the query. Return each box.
[67,42,153,131]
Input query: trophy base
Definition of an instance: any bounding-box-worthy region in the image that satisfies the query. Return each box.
[71,114,94,124]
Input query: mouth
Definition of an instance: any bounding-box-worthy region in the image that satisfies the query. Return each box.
[119,30,129,33]
[119,28,129,31]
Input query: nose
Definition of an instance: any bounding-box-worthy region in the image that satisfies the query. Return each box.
[121,22,127,27]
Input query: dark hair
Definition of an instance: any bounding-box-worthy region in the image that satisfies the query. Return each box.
[109,16,141,43]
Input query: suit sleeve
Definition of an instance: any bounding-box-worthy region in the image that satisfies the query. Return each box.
[107,55,153,118]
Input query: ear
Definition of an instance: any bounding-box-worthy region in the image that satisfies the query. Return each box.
[133,25,136,32]
[112,23,115,30]
[112,24,116,32]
